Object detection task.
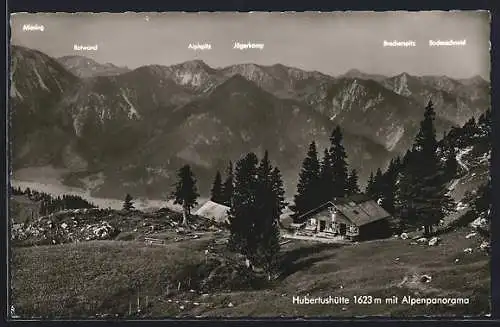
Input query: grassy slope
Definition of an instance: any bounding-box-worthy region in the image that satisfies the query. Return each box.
[11,227,489,318]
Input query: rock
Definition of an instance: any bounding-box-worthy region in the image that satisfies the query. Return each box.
[417,237,428,243]
[409,242,418,245]
[394,257,400,261]
[464,248,473,254]
[400,233,408,240]
[428,237,440,246]
[420,274,432,283]
[193,302,200,306]
[61,223,68,229]
[480,241,490,251]
[454,258,460,263]
[228,302,234,308]
[179,305,185,310]
[465,232,477,239]
[470,217,488,229]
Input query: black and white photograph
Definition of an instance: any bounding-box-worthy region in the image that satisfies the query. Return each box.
[9,11,491,318]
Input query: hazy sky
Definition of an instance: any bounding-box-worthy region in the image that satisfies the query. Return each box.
[10,11,490,79]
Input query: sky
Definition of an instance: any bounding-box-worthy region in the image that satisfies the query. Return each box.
[10,11,491,79]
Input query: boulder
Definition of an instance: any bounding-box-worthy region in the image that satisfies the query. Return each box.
[420,274,432,283]
[479,241,490,251]
[465,232,477,239]
[428,237,440,246]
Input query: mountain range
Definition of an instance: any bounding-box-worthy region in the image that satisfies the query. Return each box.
[9,45,491,199]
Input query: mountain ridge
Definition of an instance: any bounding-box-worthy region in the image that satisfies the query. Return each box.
[10,46,490,199]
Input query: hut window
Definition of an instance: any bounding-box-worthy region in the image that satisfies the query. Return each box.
[348,225,359,234]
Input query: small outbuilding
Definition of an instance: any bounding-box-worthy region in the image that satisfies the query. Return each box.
[194,200,230,224]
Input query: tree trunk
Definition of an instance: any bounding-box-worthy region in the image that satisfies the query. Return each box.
[182,208,188,226]
[424,225,430,237]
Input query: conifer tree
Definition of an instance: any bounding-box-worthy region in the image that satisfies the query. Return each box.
[210,170,224,204]
[319,148,335,202]
[228,153,259,255]
[462,116,479,143]
[171,164,199,226]
[123,193,135,211]
[399,100,455,235]
[291,141,321,222]
[39,200,46,215]
[329,126,349,197]
[366,171,375,196]
[346,169,360,195]
[254,151,285,278]
[221,161,234,207]
[271,167,287,219]
[380,158,400,215]
[444,146,459,180]
[253,150,273,258]
[373,168,384,200]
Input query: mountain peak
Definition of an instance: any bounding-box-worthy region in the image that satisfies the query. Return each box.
[395,72,411,78]
[460,74,488,85]
[341,69,387,82]
[209,73,264,96]
[344,68,363,75]
[176,59,211,71]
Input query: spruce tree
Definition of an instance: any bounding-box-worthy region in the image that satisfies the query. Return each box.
[319,148,335,202]
[380,158,400,215]
[221,161,234,207]
[373,168,384,200]
[366,171,375,196]
[330,126,349,197]
[271,167,287,219]
[123,193,135,211]
[210,171,224,204]
[346,169,360,195]
[290,141,321,222]
[462,116,479,143]
[444,146,459,180]
[395,151,420,228]
[171,165,199,226]
[254,151,284,279]
[402,100,455,235]
[253,150,273,259]
[228,153,259,255]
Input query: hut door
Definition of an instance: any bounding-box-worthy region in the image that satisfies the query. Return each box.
[319,220,326,232]
[339,223,347,235]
